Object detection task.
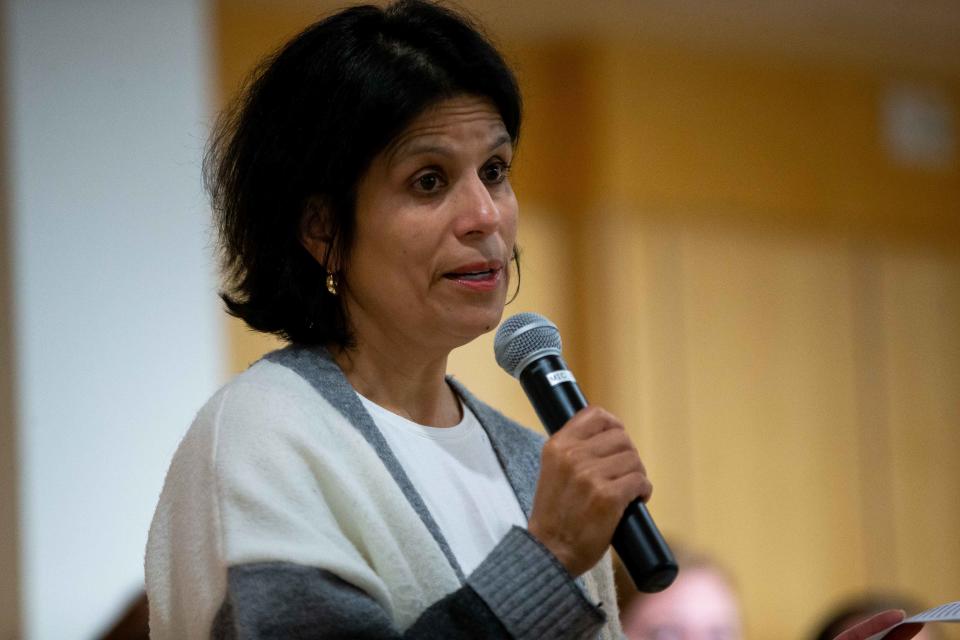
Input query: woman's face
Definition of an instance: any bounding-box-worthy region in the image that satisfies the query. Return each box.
[342,95,518,354]
[622,567,743,640]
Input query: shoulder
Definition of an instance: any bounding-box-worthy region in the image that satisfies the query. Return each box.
[196,358,327,445]
[165,346,355,482]
[150,345,382,560]
[210,343,352,433]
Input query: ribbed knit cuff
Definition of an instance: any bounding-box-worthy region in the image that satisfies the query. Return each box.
[466,526,605,640]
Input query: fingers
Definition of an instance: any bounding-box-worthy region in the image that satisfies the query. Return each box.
[529,405,652,577]
[544,411,647,488]
[552,426,640,467]
[579,449,650,501]
[561,407,648,495]
[885,624,924,640]
[586,427,643,459]
[594,449,645,479]
[553,409,642,464]
[834,610,906,640]
[580,451,649,511]
[561,406,625,441]
[601,469,653,509]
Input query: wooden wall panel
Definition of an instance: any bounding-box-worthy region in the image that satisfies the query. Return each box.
[584,216,960,639]
[581,213,698,539]
[214,4,960,638]
[882,251,960,617]
[585,216,873,637]
[595,41,960,244]
[680,226,867,638]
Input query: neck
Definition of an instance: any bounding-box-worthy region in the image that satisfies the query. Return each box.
[331,334,461,428]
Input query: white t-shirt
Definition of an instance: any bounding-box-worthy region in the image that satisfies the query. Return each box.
[356,393,528,576]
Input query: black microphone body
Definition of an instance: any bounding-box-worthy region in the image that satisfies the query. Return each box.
[518,353,679,593]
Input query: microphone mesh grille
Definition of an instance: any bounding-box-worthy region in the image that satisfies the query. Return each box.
[493,312,563,377]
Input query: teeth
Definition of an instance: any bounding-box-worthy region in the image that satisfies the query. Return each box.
[459,271,491,280]
[444,267,498,280]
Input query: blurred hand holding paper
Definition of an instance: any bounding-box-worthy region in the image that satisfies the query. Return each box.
[867,601,960,640]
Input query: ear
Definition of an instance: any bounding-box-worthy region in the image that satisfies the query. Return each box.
[299,196,335,269]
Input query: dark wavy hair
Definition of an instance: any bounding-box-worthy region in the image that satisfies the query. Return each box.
[206,0,522,347]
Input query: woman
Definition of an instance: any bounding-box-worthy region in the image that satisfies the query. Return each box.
[148,3,637,637]
[145,2,923,640]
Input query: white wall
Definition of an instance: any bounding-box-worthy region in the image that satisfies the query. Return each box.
[2,1,221,637]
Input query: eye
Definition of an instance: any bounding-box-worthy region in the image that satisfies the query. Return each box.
[411,170,446,194]
[481,160,511,185]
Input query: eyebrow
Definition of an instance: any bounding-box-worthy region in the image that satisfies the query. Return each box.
[488,133,512,153]
[388,132,513,166]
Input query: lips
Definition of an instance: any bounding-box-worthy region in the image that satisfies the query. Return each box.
[444,268,498,281]
[443,261,503,280]
[442,261,504,290]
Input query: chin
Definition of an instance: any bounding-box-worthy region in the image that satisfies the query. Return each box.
[444,305,505,345]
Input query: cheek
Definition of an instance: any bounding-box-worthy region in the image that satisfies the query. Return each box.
[385,225,443,288]
[501,195,520,244]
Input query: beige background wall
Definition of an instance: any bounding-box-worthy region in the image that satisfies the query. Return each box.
[213,3,959,638]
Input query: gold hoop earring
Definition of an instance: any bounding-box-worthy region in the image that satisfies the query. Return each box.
[326,271,339,296]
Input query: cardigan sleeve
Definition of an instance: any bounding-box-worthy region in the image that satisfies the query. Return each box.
[211,527,605,639]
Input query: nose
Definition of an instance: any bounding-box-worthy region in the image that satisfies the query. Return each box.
[453,172,501,238]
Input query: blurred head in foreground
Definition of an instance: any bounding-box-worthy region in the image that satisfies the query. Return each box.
[618,546,743,640]
[811,594,939,640]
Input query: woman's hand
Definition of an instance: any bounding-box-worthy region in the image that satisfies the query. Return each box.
[834,610,924,640]
[527,406,652,577]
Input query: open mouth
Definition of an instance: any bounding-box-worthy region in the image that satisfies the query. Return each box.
[442,262,503,289]
[443,268,498,281]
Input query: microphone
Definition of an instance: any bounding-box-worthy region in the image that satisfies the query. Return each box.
[494,312,678,593]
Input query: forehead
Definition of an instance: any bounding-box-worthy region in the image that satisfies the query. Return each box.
[383,95,510,164]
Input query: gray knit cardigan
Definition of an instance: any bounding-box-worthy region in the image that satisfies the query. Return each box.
[146,344,622,639]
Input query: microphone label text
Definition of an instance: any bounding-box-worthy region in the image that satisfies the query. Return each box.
[546,370,576,386]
